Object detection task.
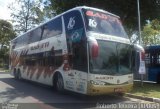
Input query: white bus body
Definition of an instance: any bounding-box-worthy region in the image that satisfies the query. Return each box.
[10,6,134,95]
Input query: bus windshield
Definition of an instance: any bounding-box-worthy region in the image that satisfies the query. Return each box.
[90,40,133,75]
[83,9,128,38]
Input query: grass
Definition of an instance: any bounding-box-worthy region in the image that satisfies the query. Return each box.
[129,82,160,98]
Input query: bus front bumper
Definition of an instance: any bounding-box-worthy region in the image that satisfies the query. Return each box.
[87,83,133,95]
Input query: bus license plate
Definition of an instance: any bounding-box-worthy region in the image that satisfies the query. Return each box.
[114,88,123,92]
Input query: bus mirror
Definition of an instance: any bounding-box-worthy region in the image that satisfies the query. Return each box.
[91,42,99,58]
[134,44,144,52]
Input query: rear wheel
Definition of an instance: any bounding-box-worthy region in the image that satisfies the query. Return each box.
[56,73,64,92]
[17,69,21,80]
[13,69,17,79]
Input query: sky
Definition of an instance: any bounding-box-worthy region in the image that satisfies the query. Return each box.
[0,0,14,21]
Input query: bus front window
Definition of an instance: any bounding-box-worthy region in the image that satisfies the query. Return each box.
[90,40,133,75]
[83,9,128,38]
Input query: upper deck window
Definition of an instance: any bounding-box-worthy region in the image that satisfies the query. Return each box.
[83,9,128,38]
[42,17,62,39]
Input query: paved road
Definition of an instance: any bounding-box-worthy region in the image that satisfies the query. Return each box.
[0,73,159,109]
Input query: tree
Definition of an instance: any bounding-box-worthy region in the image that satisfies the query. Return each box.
[0,19,15,48]
[48,0,160,36]
[0,19,16,68]
[42,1,56,19]
[142,19,160,45]
[9,0,45,34]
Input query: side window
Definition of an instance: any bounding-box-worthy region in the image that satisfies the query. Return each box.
[13,39,18,48]
[64,10,87,72]
[16,36,24,47]
[29,27,42,43]
[11,40,16,49]
[23,34,29,45]
[16,37,21,47]
[42,17,62,39]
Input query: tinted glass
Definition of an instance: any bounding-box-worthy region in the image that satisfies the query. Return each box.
[83,9,128,38]
[15,35,27,47]
[42,17,62,39]
[29,27,42,43]
[145,48,160,67]
[90,40,133,75]
[22,34,29,45]
[64,10,88,72]
[64,10,85,46]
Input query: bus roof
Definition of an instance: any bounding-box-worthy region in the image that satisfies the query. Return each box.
[11,6,120,42]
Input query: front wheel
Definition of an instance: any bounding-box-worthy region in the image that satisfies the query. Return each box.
[117,93,125,97]
[56,73,64,92]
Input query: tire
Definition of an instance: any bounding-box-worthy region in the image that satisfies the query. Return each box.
[13,69,17,79]
[56,73,64,92]
[17,69,21,80]
[117,93,125,97]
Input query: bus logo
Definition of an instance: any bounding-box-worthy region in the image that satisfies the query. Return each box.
[86,10,108,20]
[67,17,75,30]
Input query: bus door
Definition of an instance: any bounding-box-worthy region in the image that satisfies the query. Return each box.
[63,10,88,93]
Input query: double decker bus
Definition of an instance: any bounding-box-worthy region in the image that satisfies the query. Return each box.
[10,6,137,95]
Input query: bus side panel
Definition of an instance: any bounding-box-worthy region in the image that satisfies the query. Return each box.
[63,70,88,94]
[62,10,89,94]
[10,37,65,86]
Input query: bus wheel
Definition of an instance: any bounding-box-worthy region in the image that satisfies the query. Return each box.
[17,69,21,80]
[117,93,125,97]
[56,73,64,92]
[13,69,17,79]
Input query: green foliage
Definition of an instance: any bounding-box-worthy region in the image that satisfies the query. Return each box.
[48,0,160,36]
[142,19,160,45]
[0,19,16,47]
[41,0,56,19]
[0,20,15,68]
[7,0,160,45]
[49,0,88,14]
[9,0,46,34]
[130,82,160,98]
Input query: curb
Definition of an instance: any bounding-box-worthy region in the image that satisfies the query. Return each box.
[126,93,160,103]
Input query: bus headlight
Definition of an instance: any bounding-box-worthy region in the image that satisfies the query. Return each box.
[90,80,105,85]
[90,80,99,85]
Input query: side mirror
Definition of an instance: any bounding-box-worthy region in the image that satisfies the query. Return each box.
[134,44,144,52]
[91,41,99,58]
[88,37,99,58]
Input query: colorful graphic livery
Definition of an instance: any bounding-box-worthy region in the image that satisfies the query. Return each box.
[10,6,135,95]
